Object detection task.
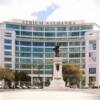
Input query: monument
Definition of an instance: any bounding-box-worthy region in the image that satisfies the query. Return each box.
[48,44,65,89]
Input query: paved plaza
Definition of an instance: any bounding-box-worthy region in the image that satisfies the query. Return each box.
[0,89,100,100]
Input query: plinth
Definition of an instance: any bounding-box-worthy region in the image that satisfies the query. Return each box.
[49,57,65,89]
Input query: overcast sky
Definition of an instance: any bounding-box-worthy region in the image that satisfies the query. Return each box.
[0,0,100,24]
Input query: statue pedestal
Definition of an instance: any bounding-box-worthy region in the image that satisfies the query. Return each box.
[46,57,65,89]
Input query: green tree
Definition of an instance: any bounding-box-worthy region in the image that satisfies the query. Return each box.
[15,71,30,86]
[62,64,83,87]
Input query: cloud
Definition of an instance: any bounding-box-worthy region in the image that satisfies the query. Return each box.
[31,3,59,21]
[47,0,100,24]
[0,0,100,25]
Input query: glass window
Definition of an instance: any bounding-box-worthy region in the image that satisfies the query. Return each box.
[5,64,12,68]
[4,57,12,61]
[32,48,43,52]
[45,70,53,74]
[20,64,31,69]
[45,65,53,69]
[20,47,31,51]
[69,42,80,46]
[45,32,55,37]
[45,42,55,46]
[4,51,12,56]
[45,48,53,52]
[33,27,44,31]
[57,27,66,31]
[45,27,55,31]
[81,31,85,36]
[57,32,67,36]
[89,40,96,50]
[33,53,43,58]
[4,45,12,49]
[69,53,80,58]
[89,68,96,74]
[21,31,32,36]
[32,42,44,46]
[20,59,31,63]
[33,32,44,36]
[4,39,12,44]
[16,41,20,45]
[16,31,20,35]
[21,25,32,30]
[6,24,20,29]
[70,32,80,36]
[5,32,12,37]
[20,53,31,57]
[20,41,31,46]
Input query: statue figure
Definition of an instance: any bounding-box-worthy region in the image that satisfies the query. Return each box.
[53,44,60,57]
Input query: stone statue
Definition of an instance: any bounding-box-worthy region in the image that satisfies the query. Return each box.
[53,45,60,57]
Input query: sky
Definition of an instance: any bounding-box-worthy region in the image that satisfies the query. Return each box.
[0,0,100,24]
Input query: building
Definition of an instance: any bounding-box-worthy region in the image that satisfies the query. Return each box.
[0,19,100,87]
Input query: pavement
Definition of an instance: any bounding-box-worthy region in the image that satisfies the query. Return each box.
[0,88,100,100]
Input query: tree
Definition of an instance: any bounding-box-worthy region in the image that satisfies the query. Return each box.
[0,67,14,81]
[62,64,83,87]
[15,71,30,86]
[0,67,14,88]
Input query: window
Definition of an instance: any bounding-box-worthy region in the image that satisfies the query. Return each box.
[20,53,31,57]
[89,68,96,74]
[20,59,31,63]
[33,32,44,36]
[69,53,80,58]
[69,42,80,46]
[5,64,12,68]
[57,32,67,36]
[4,57,12,61]
[45,27,55,31]
[32,48,43,52]
[32,42,44,46]
[57,27,66,31]
[45,42,55,46]
[89,40,96,50]
[20,41,31,46]
[45,48,53,52]
[16,41,19,45]
[45,32,55,37]
[5,32,12,37]
[70,32,80,36]
[6,24,20,29]
[33,53,43,58]
[21,25,32,30]
[4,51,12,56]
[21,31,32,36]
[4,45,12,49]
[20,64,31,69]
[4,39,12,44]
[20,47,31,51]
[34,27,44,31]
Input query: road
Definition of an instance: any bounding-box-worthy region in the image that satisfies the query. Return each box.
[0,89,100,100]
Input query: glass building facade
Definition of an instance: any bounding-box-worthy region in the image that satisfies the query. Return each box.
[0,19,99,87]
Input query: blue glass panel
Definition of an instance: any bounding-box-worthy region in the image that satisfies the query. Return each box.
[6,24,20,29]
[45,32,55,37]
[45,42,55,46]
[21,31,32,36]
[32,48,43,52]
[4,45,12,49]
[4,39,12,44]
[32,42,44,46]
[20,47,31,51]
[20,41,31,46]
